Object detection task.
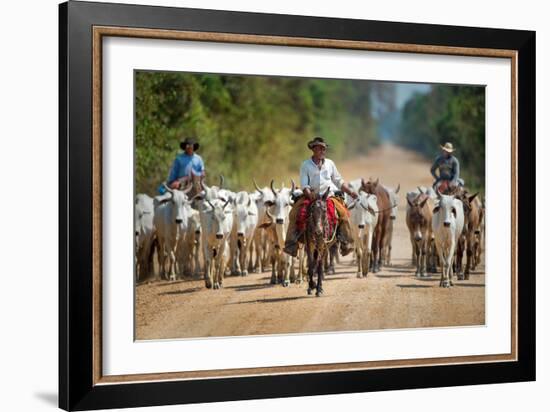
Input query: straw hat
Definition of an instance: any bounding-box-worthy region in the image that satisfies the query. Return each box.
[440,142,454,153]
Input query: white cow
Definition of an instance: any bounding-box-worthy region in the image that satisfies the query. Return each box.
[199,197,234,289]
[263,180,293,286]
[229,191,259,276]
[250,180,276,273]
[382,183,400,266]
[176,208,202,278]
[135,194,156,282]
[348,192,379,278]
[432,192,465,287]
[153,185,193,281]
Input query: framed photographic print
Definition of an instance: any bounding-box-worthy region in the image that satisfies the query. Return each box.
[59,1,535,410]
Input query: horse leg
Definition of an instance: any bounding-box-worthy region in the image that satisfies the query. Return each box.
[307,250,316,295]
[316,254,324,297]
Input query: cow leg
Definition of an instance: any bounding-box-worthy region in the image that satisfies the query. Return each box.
[168,249,176,282]
[356,245,363,278]
[203,245,213,289]
[420,239,428,277]
[270,248,278,284]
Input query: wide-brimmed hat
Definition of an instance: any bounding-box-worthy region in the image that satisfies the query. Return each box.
[440,142,454,153]
[307,137,328,150]
[180,138,199,151]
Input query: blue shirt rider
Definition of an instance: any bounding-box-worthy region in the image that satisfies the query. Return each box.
[430,142,464,188]
[159,138,205,193]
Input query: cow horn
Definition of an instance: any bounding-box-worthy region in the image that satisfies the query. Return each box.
[374,178,379,186]
[270,180,278,197]
[360,178,366,192]
[253,179,263,195]
[290,179,296,193]
[181,183,193,194]
[395,183,400,194]
[219,175,225,189]
[163,183,174,194]
[247,196,251,207]
[418,186,424,194]
[200,176,210,191]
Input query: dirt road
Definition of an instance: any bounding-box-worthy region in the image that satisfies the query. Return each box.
[136,144,485,340]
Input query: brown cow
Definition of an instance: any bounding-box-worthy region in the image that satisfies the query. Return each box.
[360,178,392,273]
[455,190,483,279]
[406,192,433,277]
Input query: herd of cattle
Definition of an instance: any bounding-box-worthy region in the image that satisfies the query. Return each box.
[135,176,485,291]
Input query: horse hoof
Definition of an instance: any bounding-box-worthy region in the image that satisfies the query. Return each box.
[316,289,324,297]
[205,282,212,289]
[270,278,277,285]
[307,288,313,295]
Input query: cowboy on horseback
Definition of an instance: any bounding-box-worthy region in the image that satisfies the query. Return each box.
[430,142,464,194]
[283,137,358,258]
[157,137,205,199]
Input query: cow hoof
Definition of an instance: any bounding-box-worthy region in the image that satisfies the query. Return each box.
[241,270,248,276]
[457,274,465,281]
[421,272,428,278]
[440,280,451,288]
[283,280,290,287]
[213,283,220,290]
[357,273,362,278]
[205,282,212,289]
[270,277,277,285]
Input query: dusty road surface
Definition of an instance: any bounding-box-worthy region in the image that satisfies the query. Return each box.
[136,144,485,340]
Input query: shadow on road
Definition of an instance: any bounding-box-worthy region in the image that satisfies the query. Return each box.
[158,287,202,296]
[397,284,432,289]
[231,295,310,305]
[227,283,275,292]
[455,283,485,288]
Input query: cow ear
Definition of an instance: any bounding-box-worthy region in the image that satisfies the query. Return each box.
[395,183,400,194]
[407,197,414,208]
[468,192,479,203]
[420,197,429,208]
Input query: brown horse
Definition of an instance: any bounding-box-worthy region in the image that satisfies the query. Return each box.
[360,178,392,272]
[304,188,338,297]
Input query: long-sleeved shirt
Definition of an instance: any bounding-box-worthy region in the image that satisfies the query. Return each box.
[430,154,460,184]
[167,153,205,183]
[300,157,344,195]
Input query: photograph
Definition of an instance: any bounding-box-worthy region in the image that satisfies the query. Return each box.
[133,70,486,340]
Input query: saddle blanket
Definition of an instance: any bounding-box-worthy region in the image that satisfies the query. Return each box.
[296,197,338,237]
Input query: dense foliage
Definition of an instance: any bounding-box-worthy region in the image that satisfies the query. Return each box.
[135,72,384,194]
[398,85,485,192]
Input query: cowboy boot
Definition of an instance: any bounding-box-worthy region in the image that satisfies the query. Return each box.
[337,220,354,256]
